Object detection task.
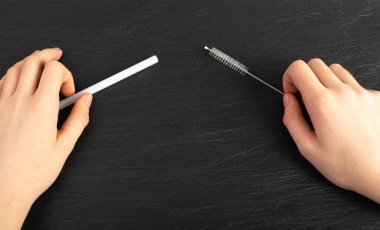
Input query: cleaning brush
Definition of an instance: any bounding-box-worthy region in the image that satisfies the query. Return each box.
[204,46,283,95]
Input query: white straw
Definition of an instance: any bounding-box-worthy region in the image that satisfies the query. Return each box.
[59,55,159,110]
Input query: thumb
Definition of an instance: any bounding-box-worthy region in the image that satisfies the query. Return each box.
[57,93,92,159]
[283,93,320,164]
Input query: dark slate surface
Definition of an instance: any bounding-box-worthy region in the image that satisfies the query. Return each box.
[0,0,380,229]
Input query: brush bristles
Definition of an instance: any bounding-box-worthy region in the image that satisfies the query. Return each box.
[206,47,249,76]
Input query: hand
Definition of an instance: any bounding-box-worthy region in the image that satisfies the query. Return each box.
[0,48,92,229]
[282,58,380,203]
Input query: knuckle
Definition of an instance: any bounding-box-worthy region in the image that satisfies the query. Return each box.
[24,55,40,64]
[45,60,63,70]
[329,63,341,69]
[282,111,294,127]
[30,50,41,57]
[307,58,323,65]
[336,85,359,98]
[1,77,10,89]
[289,60,307,71]
[285,60,307,77]
[65,69,74,80]
[6,67,19,76]
[78,110,90,126]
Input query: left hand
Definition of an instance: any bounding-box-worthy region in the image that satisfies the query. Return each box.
[0,48,92,229]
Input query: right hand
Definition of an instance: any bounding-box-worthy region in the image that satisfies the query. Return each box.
[282,58,380,203]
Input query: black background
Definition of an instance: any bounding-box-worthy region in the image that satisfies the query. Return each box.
[1,0,380,229]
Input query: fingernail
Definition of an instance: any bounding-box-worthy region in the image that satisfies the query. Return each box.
[53,47,61,51]
[283,94,290,108]
[33,50,40,54]
[86,94,93,108]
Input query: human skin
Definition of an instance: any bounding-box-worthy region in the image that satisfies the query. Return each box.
[283,58,380,204]
[0,48,92,229]
[1,51,380,229]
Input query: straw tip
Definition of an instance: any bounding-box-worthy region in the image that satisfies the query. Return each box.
[151,55,159,63]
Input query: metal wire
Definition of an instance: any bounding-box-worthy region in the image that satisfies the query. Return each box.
[205,46,284,95]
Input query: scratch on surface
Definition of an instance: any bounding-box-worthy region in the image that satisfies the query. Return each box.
[213,100,251,107]
[225,142,271,160]
[202,142,271,169]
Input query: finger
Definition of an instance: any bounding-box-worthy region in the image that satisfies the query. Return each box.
[0,48,61,97]
[57,94,92,159]
[307,58,342,88]
[16,48,63,95]
[283,60,325,103]
[12,48,60,72]
[1,65,22,96]
[35,60,75,100]
[1,51,43,93]
[329,63,360,86]
[283,93,321,165]
[10,60,24,71]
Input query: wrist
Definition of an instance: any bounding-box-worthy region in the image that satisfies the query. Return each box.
[352,165,380,204]
[0,194,34,230]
